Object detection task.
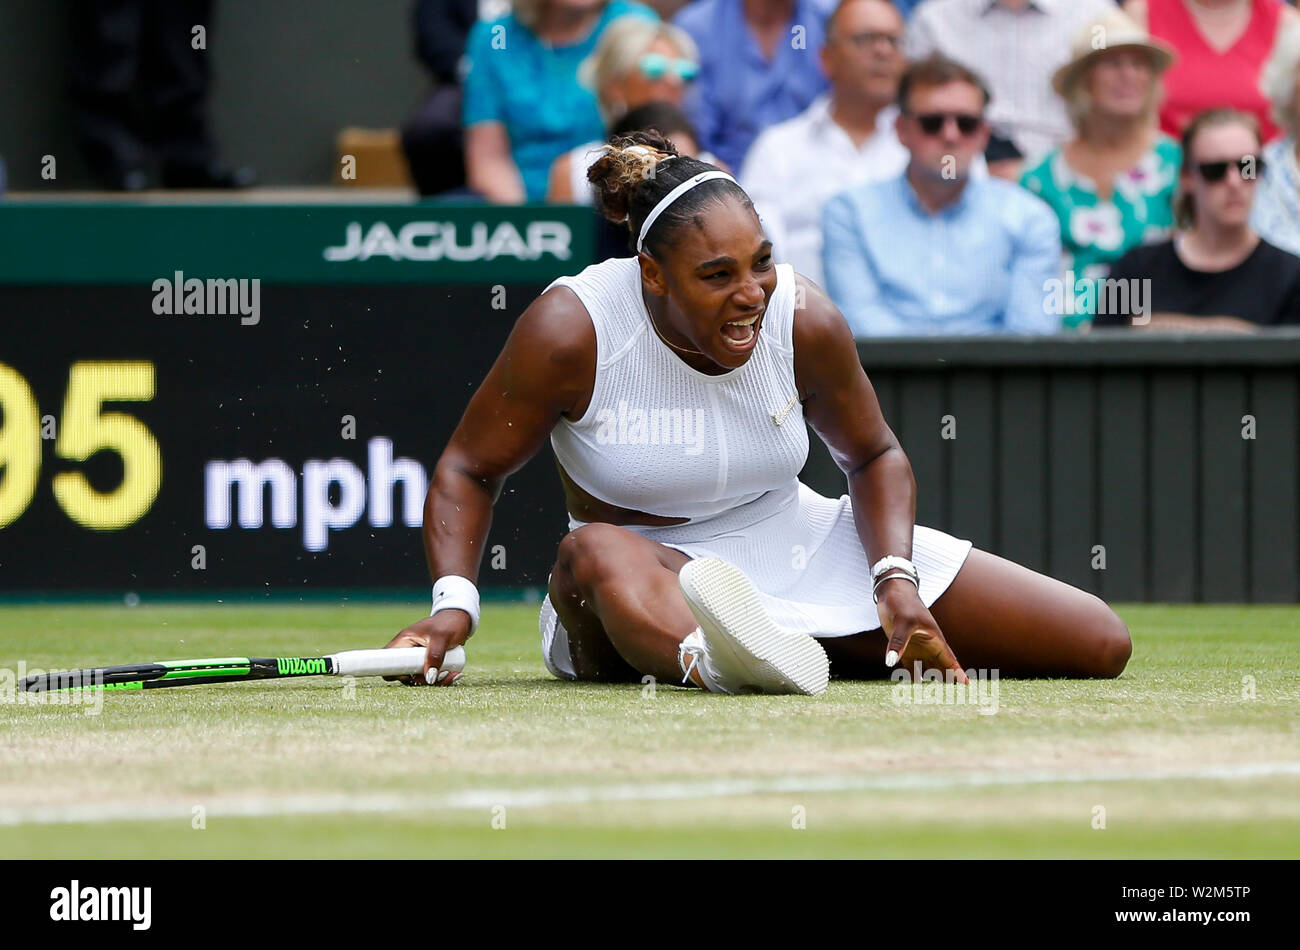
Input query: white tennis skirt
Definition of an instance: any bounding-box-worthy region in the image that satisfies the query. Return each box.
[539,480,973,679]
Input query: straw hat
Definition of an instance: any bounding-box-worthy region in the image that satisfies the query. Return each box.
[1052,9,1176,97]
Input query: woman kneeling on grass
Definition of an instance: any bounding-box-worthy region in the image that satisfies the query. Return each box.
[386,131,1132,694]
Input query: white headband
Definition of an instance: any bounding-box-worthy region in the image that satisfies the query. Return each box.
[636,169,739,253]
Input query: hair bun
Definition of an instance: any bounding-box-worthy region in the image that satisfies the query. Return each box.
[587,130,681,227]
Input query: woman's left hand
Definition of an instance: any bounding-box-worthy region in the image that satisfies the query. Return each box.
[874,579,969,684]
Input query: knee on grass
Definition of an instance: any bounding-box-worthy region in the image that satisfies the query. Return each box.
[1081,600,1132,678]
[554,523,637,598]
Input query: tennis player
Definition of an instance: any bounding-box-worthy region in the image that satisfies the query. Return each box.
[386,132,1132,694]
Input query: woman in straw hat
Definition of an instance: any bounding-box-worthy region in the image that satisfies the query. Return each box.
[1021,10,1180,329]
[384,133,1132,695]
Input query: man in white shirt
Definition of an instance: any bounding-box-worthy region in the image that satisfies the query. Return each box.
[740,0,908,287]
[906,0,1114,167]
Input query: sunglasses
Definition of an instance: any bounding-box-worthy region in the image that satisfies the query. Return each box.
[841,30,903,50]
[910,112,983,136]
[637,53,699,83]
[1195,155,1265,182]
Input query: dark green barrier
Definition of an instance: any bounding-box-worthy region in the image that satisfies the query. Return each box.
[797,332,1300,604]
[0,203,594,284]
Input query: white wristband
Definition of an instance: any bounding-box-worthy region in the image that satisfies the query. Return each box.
[431,575,480,637]
[870,555,918,585]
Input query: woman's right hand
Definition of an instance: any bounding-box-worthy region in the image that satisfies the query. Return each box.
[383,611,473,686]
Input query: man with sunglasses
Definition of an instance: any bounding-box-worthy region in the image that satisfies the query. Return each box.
[822,55,1061,336]
[1099,108,1300,330]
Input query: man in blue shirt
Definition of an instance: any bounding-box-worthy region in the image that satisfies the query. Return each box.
[673,0,834,172]
[821,55,1062,336]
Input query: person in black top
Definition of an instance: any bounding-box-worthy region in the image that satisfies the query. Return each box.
[1096,108,1300,330]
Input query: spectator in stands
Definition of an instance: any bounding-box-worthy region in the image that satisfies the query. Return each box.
[644,0,692,17]
[401,0,480,197]
[1021,10,1180,329]
[1252,22,1300,254]
[546,18,705,202]
[463,0,658,202]
[905,0,1115,170]
[673,0,835,171]
[822,56,1062,336]
[740,0,908,287]
[68,0,254,190]
[1099,108,1300,329]
[1124,0,1300,142]
[552,100,716,203]
[583,102,719,259]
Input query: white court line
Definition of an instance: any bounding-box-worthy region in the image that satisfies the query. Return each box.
[2,761,1298,827]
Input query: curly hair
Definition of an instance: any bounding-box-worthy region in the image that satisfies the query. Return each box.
[586,129,751,257]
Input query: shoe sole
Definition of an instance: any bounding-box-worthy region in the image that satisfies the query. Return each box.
[677,557,829,696]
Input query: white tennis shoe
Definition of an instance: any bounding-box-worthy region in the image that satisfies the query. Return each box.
[676,557,829,696]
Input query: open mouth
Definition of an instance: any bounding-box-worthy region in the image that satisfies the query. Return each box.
[721,312,761,348]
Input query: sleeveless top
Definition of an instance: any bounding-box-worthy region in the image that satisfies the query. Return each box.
[1148,0,1281,141]
[545,256,809,523]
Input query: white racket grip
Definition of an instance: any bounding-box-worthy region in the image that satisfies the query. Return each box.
[331,646,467,679]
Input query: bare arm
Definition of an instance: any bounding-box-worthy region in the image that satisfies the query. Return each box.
[387,286,595,678]
[465,121,527,203]
[794,277,915,565]
[546,151,575,203]
[793,276,967,680]
[423,287,593,580]
[1137,314,1259,333]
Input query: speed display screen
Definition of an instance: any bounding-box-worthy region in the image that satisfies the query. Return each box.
[0,284,568,593]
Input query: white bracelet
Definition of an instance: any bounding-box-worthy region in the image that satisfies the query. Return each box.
[872,569,919,604]
[870,555,919,585]
[431,575,480,637]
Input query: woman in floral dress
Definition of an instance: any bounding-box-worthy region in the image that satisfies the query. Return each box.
[1021,10,1181,328]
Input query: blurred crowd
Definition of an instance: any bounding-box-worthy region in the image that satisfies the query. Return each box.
[35,0,1300,334]
[401,0,1300,334]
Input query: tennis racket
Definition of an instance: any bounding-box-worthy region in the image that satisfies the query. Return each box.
[20,646,466,692]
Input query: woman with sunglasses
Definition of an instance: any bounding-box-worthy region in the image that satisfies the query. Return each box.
[1021,10,1181,330]
[385,131,1132,694]
[1098,108,1300,329]
[547,18,715,203]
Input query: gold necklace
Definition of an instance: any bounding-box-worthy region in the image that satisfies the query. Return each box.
[644,295,706,355]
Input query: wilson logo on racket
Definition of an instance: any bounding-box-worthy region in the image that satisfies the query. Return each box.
[276,657,328,676]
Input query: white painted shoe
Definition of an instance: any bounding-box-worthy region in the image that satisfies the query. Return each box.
[677,557,829,696]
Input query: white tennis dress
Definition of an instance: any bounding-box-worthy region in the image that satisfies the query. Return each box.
[538,256,972,679]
